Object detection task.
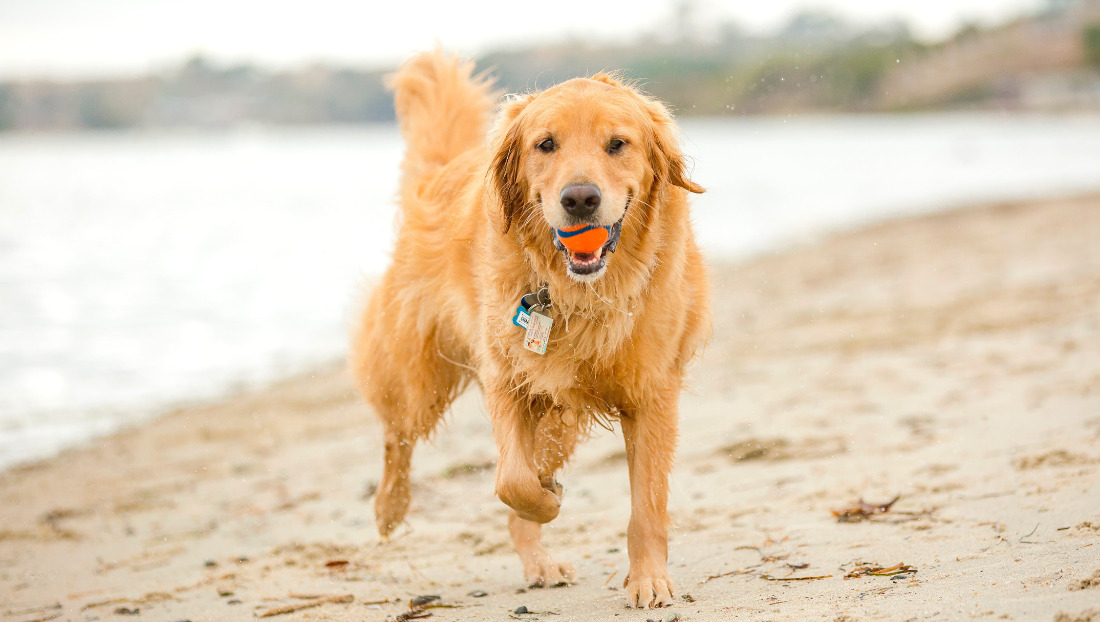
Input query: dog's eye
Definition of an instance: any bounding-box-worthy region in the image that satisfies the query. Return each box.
[536,138,556,153]
[607,138,626,155]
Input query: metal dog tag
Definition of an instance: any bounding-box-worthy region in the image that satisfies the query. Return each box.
[523,310,553,355]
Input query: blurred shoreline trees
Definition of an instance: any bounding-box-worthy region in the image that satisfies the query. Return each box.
[1,0,1099,132]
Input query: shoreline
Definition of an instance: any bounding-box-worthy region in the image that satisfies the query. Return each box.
[8,187,1100,476]
[0,358,352,473]
[2,194,1099,621]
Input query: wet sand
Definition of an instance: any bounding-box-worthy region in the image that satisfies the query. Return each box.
[2,194,1099,621]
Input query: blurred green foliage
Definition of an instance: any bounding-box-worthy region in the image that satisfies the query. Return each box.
[1085,24,1100,68]
[0,87,11,131]
[0,4,1096,131]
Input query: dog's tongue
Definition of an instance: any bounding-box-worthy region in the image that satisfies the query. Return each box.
[568,247,604,267]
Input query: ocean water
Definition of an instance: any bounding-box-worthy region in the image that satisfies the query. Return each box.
[2,114,1100,468]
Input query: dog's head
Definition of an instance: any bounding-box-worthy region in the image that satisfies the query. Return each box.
[489,74,703,282]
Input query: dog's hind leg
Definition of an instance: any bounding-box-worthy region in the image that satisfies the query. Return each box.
[351,293,468,537]
[370,360,465,538]
[373,344,468,537]
[374,426,414,538]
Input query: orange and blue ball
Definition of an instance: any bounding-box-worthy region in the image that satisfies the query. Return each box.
[555,224,611,254]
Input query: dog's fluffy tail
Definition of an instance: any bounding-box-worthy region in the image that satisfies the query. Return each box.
[388,49,496,198]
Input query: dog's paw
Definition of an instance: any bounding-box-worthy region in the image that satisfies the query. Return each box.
[373,487,410,538]
[623,569,676,609]
[541,477,564,498]
[514,486,561,523]
[524,558,577,588]
[497,472,561,524]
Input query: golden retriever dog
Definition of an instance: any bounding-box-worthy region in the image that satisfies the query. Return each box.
[349,50,710,609]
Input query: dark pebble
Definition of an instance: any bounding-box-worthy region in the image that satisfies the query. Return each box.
[514,605,529,614]
[607,547,620,553]
[891,573,914,582]
[410,594,441,607]
[362,481,378,499]
[236,556,249,563]
[467,590,488,597]
[203,559,217,568]
[227,599,242,605]
[113,607,139,615]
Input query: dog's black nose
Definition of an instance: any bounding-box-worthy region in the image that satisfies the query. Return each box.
[559,184,601,218]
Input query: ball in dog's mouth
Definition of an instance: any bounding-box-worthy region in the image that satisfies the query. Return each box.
[554,223,621,278]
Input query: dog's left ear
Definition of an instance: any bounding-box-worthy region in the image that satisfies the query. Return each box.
[645,101,705,195]
[489,94,536,234]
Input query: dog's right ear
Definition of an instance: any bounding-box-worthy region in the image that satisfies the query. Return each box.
[489,94,535,234]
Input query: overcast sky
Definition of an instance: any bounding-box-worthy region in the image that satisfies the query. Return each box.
[0,0,1045,79]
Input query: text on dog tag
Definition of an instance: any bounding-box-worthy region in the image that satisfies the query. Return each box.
[523,311,553,355]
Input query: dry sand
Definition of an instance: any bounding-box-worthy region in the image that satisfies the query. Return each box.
[2,195,1099,622]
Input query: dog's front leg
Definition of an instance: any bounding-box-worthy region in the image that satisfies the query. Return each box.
[620,391,679,608]
[508,510,576,587]
[485,386,561,524]
[503,408,582,586]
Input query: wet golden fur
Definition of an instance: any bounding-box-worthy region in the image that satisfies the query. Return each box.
[349,50,710,608]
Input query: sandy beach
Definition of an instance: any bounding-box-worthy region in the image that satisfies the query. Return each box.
[2,194,1098,621]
